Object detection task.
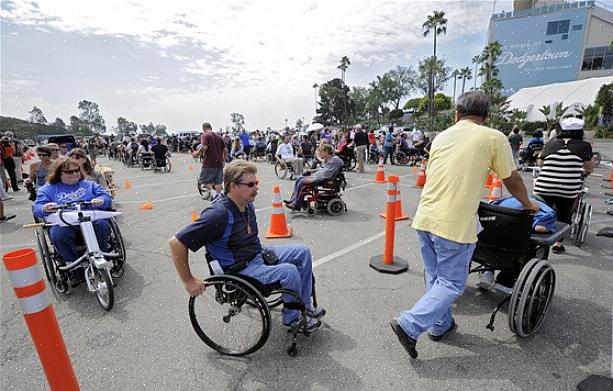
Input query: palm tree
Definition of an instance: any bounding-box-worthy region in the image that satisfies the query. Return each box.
[423,10,447,124]
[451,69,460,103]
[480,41,503,82]
[459,67,472,94]
[471,54,482,89]
[553,102,569,124]
[538,104,551,128]
[312,83,319,114]
[337,56,351,126]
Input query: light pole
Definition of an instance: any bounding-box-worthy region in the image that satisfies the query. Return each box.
[312,83,318,116]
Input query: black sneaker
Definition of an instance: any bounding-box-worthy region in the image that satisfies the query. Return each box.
[307,307,326,319]
[284,316,322,333]
[390,320,418,359]
[428,319,457,342]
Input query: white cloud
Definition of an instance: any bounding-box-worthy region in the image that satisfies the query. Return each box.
[1,0,513,129]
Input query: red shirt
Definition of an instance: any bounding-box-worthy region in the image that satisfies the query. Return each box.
[368,133,376,145]
[201,132,226,168]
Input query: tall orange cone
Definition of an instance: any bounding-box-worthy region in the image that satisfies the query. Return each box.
[374,157,386,183]
[265,185,292,238]
[123,179,132,189]
[488,176,503,201]
[415,163,426,188]
[380,178,410,221]
[139,201,154,210]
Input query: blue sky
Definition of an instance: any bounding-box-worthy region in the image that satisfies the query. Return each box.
[1,0,513,131]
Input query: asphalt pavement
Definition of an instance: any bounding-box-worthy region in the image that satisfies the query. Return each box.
[1,147,612,391]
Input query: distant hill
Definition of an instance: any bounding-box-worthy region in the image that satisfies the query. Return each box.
[0,116,92,140]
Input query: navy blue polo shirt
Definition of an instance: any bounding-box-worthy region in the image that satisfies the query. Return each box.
[175,196,261,270]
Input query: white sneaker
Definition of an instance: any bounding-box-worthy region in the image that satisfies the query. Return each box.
[478,271,495,290]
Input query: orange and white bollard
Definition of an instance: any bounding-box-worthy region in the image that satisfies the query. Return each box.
[379,177,410,221]
[369,176,408,274]
[2,248,80,391]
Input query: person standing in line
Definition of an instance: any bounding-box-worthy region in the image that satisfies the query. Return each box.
[390,91,539,359]
[239,129,252,160]
[507,125,523,168]
[0,136,19,192]
[193,122,227,202]
[353,124,369,173]
[382,130,395,165]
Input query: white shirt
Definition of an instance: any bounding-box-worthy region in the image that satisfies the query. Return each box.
[277,143,294,160]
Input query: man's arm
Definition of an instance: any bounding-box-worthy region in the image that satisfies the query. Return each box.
[191,144,207,159]
[168,235,205,296]
[501,171,539,213]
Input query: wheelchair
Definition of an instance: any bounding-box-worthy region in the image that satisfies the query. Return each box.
[518,145,543,171]
[153,153,172,172]
[570,186,592,247]
[139,153,154,170]
[275,159,299,180]
[32,204,127,309]
[293,172,347,216]
[468,202,570,337]
[188,252,320,357]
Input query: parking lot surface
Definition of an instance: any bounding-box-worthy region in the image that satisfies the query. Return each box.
[1,148,612,391]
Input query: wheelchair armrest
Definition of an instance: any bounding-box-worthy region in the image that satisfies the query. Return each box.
[530,222,571,246]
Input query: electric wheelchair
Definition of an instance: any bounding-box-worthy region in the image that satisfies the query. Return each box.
[468,202,570,337]
[188,252,320,357]
[291,171,348,216]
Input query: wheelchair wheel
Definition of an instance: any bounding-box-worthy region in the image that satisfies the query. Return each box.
[570,202,583,242]
[509,259,555,337]
[274,162,289,179]
[35,229,56,288]
[576,203,592,247]
[327,198,345,216]
[91,267,114,311]
[165,157,172,172]
[189,275,271,356]
[198,182,211,200]
[108,218,126,278]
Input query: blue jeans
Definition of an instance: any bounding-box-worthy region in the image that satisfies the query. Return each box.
[383,147,394,164]
[397,230,476,339]
[289,176,309,209]
[240,244,314,324]
[50,220,110,264]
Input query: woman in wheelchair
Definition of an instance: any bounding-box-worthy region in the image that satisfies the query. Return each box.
[169,160,325,332]
[33,157,113,270]
[67,148,108,187]
[137,139,154,167]
[284,144,344,211]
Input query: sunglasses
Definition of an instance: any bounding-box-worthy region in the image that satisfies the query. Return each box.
[37,154,49,157]
[61,168,81,175]
[70,154,85,159]
[236,180,259,188]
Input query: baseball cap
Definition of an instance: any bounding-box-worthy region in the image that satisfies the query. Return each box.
[560,117,584,131]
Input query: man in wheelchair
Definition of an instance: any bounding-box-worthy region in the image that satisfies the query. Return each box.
[168,160,325,331]
[283,144,344,211]
[276,135,303,176]
[33,158,113,280]
[151,137,169,167]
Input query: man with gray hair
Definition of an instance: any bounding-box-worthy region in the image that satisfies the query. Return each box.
[390,91,539,359]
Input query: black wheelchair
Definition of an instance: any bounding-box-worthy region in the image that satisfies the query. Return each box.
[188,252,320,357]
[139,153,154,171]
[292,171,348,216]
[469,202,570,337]
[152,153,172,173]
[275,159,300,180]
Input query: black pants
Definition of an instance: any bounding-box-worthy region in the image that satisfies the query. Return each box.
[2,157,18,191]
[538,194,577,224]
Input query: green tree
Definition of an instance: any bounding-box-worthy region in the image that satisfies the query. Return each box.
[553,102,569,124]
[459,67,472,95]
[78,100,106,133]
[595,82,613,127]
[403,97,423,112]
[314,78,351,126]
[576,104,599,128]
[450,69,460,103]
[295,118,304,131]
[338,56,351,125]
[538,105,552,128]
[230,112,245,132]
[383,66,417,109]
[28,106,47,124]
[479,41,503,97]
[508,108,528,130]
[350,86,369,121]
[417,56,449,104]
[422,10,447,122]
[471,54,482,89]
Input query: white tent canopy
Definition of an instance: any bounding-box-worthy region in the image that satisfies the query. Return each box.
[507,76,613,122]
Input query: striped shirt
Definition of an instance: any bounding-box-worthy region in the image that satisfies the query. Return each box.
[533,139,592,199]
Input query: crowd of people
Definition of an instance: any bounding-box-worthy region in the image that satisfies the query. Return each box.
[0,89,600,359]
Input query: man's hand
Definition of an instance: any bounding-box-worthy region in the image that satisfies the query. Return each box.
[523,200,540,214]
[303,169,311,176]
[183,277,206,297]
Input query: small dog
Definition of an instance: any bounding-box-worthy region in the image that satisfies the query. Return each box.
[96,164,117,198]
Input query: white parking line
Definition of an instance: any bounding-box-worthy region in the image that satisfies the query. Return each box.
[313,221,412,268]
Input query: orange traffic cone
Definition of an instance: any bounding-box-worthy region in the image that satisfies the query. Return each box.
[488,176,503,201]
[485,172,493,188]
[191,211,198,222]
[415,164,426,188]
[380,178,410,221]
[374,157,385,183]
[139,201,154,210]
[265,185,292,238]
[604,167,613,189]
[124,179,132,189]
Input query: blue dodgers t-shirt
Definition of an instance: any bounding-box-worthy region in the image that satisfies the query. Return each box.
[175,196,262,270]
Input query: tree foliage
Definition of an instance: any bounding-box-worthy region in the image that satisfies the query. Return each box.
[595,82,613,127]
[78,100,106,133]
[28,106,47,124]
[230,112,245,132]
[314,78,352,126]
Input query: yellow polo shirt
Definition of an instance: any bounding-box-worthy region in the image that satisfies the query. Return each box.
[412,120,516,244]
